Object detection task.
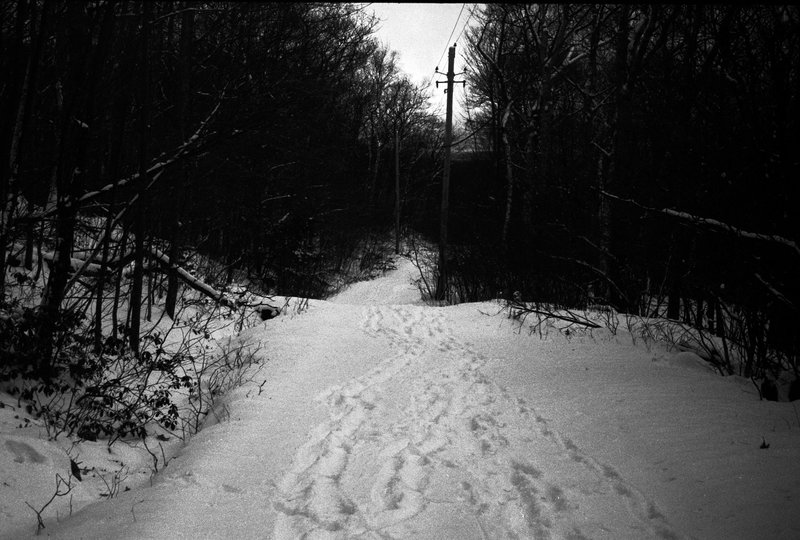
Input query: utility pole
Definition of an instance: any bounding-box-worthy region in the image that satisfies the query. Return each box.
[394,126,401,254]
[434,44,465,302]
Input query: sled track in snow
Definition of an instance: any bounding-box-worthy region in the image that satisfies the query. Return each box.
[273,305,685,539]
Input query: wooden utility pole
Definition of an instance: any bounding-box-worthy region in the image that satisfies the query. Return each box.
[394,126,401,254]
[435,44,464,302]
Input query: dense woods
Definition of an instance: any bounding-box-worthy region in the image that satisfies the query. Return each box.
[1,3,798,396]
[1,2,441,366]
[442,4,798,381]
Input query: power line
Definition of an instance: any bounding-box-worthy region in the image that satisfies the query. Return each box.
[433,3,466,75]
[452,4,476,48]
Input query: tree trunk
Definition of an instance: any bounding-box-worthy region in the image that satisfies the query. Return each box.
[91,4,125,352]
[500,103,514,252]
[1,0,48,295]
[23,202,34,270]
[129,2,151,354]
[394,127,401,254]
[39,2,94,369]
[695,296,705,329]
[667,288,680,320]
[606,5,632,311]
[164,208,182,319]
[166,4,194,320]
[94,93,127,351]
[129,213,145,353]
[0,0,29,292]
[597,153,611,301]
[714,300,725,337]
[112,227,128,341]
[146,237,154,322]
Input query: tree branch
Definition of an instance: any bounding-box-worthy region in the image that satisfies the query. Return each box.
[147,246,235,309]
[600,190,800,257]
[22,100,221,224]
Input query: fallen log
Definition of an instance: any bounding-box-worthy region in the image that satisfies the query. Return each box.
[146,247,280,317]
[147,247,235,309]
[39,241,278,315]
[41,249,109,277]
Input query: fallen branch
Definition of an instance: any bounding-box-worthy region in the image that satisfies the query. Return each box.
[44,238,276,314]
[41,249,122,277]
[145,246,278,315]
[507,298,601,330]
[147,247,235,309]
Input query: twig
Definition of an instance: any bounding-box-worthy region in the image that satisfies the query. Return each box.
[131,499,144,523]
[98,464,128,498]
[25,473,73,535]
[508,299,601,329]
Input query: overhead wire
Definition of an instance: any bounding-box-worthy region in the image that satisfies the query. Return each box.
[432,3,466,75]
[433,3,476,77]
[430,3,481,120]
[453,4,476,50]
[452,5,479,124]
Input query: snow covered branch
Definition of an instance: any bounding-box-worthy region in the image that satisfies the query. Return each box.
[42,249,109,277]
[147,247,235,309]
[23,101,221,224]
[145,246,278,313]
[600,190,800,258]
[80,100,220,206]
[753,273,795,310]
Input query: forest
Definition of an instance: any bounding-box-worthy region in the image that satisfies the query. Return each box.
[452,4,799,386]
[1,2,440,360]
[1,1,798,439]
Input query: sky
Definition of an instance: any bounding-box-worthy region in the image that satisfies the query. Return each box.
[364,3,481,124]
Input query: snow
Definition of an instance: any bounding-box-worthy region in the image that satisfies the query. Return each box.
[327,256,423,306]
[2,255,800,539]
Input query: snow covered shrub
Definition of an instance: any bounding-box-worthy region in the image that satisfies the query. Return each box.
[52,345,192,442]
[356,236,397,278]
[503,295,601,338]
[0,300,46,378]
[0,307,192,441]
[180,338,264,435]
[0,300,94,383]
[9,346,188,442]
[407,234,438,303]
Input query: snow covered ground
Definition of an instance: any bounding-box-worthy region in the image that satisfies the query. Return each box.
[2,255,800,539]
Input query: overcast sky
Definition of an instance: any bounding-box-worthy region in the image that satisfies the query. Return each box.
[364,3,481,124]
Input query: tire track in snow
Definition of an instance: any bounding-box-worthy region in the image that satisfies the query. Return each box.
[273,305,684,539]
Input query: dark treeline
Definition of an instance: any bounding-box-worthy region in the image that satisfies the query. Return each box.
[435,4,798,378]
[1,3,798,383]
[1,2,443,364]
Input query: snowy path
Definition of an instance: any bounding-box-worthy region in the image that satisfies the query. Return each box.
[272,303,680,539]
[19,255,800,539]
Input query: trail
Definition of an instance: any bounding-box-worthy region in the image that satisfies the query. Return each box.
[272,301,682,539]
